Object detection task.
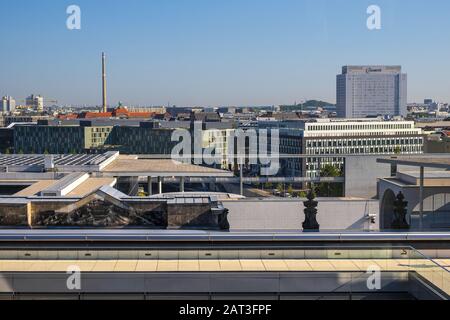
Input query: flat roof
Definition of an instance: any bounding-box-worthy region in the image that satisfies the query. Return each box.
[67,177,116,196]
[12,177,116,197]
[14,180,58,196]
[392,171,450,187]
[415,121,450,128]
[0,152,234,178]
[101,155,233,177]
[150,192,245,201]
[377,157,450,169]
[41,173,87,194]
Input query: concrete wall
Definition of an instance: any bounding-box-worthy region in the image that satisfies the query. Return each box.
[224,198,379,231]
[344,156,391,199]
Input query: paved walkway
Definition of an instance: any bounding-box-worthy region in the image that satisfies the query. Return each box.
[0,258,448,294]
[0,258,446,272]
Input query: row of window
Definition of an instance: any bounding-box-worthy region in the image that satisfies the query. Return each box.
[90,127,112,133]
[306,137,423,148]
[305,146,422,155]
[306,123,413,131]
[305,131,420,138]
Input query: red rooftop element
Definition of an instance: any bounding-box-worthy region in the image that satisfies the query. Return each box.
[74,107,154,119]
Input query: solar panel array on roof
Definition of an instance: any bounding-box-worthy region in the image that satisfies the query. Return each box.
[55,154,101,166]
[0,156,43,166]
[0,153,116,168]
[88,155,107,165]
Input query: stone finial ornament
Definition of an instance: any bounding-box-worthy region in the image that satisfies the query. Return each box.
[392,191,409,229]
[302,189,320,231]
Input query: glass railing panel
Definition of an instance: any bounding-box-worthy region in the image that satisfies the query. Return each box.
[0,246,448,297]
[409,248,449,295]
[443,272,450,295]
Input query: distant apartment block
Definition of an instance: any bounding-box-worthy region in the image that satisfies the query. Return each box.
[126,106,167,114]
[276,118,423,178]
[336,66,407,118]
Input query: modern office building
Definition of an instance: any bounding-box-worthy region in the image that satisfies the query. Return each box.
[0,128,13,153]
[13,122,172,154]
[336,66,407,118]
[1,98,7,114]
[1,115,51,127]
[110,123,178,155]
[25,94,44,112]
[12,120,236,166]
[1,96,16,113]
[14,125,92,154]
[278,118,424,177]
[200,128,235,169]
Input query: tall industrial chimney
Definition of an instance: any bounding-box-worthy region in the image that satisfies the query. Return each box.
[102,52,107,113]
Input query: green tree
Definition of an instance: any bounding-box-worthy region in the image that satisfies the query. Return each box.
[315,164,344,197]
[287,184,294,195]
[298,190,308,198]
[264,182,273,189]
[276,183,284,193]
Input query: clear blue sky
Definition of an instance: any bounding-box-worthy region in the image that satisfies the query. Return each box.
[1,0,449,107]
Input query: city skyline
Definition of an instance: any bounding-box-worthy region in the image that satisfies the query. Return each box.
[1,0,450,305]
[1,0,450,106]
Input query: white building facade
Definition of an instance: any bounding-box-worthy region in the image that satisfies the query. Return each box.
[336,66,407,118]
[280,118,424,178]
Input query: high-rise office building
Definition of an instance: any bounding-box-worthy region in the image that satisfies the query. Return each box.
[1,97,8,113]
[25,94,44,112]
[336,66,407,118]
[1,96,16,113]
